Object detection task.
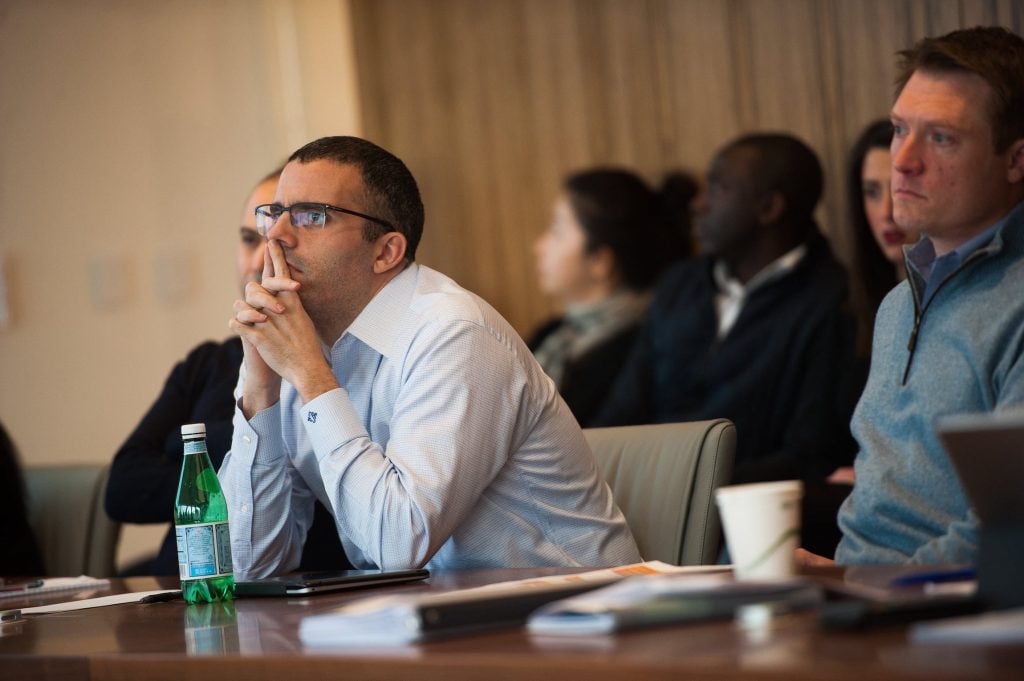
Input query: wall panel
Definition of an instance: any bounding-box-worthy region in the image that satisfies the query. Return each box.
[351,0,1022,334]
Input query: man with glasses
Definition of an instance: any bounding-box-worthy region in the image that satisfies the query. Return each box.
[220,136,640,576]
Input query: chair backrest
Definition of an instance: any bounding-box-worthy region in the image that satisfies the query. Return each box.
[584,419,736,565]
[24,464,121,577]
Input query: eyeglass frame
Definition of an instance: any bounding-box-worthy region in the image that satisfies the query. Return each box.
[254,202,395,236]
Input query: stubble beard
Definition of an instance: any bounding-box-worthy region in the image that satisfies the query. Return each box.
[892,203,926,237]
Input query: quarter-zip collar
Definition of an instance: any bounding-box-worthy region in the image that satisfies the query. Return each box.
[901,201,1024,384]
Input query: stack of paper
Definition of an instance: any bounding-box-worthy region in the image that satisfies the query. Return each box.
[300,561,725,646]
[0,576,110,601]
[528,574,822,636]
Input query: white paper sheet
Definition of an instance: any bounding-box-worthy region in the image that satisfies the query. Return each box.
[21,590,180,614]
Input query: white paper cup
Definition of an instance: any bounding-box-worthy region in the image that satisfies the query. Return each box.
[715,480,803,580]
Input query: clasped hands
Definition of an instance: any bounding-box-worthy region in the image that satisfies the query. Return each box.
[230,239,338,415]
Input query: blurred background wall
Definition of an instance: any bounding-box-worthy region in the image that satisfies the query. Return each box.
[0,0,363,568]
[1,0,1020,570]
[352,0,1024,331]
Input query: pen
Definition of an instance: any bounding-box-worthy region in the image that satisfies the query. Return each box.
[139,591,182,603]
[890,568,976,587]
[0,580,44,593]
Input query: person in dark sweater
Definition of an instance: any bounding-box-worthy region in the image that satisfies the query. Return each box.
[594,133,858,494]
[0,420,44,576]
[105,168,349,575]
[529,168,695,426]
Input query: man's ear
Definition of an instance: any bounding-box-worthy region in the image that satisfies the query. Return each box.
[1006,138,1024,184]
[757,191,786,224]
[373,231,408,274]
[585,245,616,284]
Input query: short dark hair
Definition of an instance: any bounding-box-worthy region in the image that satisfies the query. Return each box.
[289,136,425,261]
[895,26,1024,152]
[564,168,693,291]
[725,133,823,221]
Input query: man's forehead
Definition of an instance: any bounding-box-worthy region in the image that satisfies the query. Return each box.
[276,159,365,203]
[892,69,991,129]
[711,145,758,180]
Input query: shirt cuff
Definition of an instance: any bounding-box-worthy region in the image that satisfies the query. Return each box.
[231,398,284,466]
[300,387,368,461]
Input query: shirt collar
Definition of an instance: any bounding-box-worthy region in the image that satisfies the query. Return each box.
[906,204,1018,280]
[713,243,807,297]
[336,263,420,359]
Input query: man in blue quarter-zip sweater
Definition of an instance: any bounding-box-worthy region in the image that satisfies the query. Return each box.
[802,27,1024,566]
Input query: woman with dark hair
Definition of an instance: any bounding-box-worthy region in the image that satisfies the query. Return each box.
[530,167,694,425]
[847,119,921,354]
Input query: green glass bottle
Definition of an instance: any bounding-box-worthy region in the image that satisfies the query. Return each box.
[175,423,235,603]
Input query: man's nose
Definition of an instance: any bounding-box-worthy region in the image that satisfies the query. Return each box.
[892,134,923,175]
[265,211,297,243]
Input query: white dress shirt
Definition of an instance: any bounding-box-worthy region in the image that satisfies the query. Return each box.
[219,263,640,577]
[712,244,807,338]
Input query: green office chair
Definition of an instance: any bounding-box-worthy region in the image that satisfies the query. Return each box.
[24,464,121,577]
[584,419,736,565]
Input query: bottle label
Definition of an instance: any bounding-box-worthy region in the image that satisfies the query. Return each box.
[176,521,233,580]
[183,440,208,456]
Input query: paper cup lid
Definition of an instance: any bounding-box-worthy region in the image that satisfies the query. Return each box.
[715,480,803,501]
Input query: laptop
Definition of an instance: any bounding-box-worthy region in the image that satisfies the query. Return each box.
[936,410,1024,609]
[235,568,430,597]
[936,410,1024,526]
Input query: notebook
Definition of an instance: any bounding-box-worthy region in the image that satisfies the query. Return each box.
[234,568,429,597]
[299,562,725,646]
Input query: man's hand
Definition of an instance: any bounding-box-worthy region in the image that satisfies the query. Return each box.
[230,239,338,416]
[827,466,856,485]
[795,547,835,567]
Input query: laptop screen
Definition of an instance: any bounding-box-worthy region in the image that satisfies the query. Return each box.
[936,411,1024,526]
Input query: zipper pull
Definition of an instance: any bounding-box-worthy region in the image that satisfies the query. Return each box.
[902,313,922,385]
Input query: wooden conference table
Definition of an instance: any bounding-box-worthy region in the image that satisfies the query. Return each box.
[2,567,1022,681]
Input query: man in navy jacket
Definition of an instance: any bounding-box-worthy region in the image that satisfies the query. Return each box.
[595,133,858,491]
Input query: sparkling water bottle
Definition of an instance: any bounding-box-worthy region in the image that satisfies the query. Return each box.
[175,423,234,603]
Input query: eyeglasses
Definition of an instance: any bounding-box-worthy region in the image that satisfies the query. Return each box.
[254,203,394,236]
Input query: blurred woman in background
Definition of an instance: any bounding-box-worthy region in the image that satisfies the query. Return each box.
[847,119,921,355]
[530,167,694,425]
[816,120,924,529]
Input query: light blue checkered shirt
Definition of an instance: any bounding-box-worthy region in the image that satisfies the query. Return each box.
[219,263,640,577]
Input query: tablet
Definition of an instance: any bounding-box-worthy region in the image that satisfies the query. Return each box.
[234,568,430,597]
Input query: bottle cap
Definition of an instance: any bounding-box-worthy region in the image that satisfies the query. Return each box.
[181,423,206,438]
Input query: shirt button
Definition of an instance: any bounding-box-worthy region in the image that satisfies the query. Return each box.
[242,435,252,444]
[241,504,250,513]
